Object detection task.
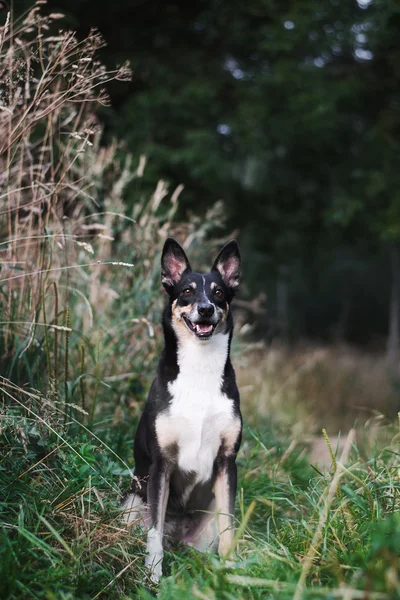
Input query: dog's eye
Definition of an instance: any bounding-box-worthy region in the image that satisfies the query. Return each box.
[215,288,224,298]
[183,288,192,295]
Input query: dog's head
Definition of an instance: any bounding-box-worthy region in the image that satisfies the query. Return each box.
[161,238,241,341]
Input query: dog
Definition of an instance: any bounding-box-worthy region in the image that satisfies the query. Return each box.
[122,237,242,582]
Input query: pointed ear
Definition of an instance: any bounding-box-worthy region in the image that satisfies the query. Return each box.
[212,240,241,292]
[161,238,191,290]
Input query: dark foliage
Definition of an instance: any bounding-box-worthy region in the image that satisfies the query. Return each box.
[12,0,400,345]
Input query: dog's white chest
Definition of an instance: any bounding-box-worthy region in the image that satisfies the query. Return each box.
[155,333,239,483]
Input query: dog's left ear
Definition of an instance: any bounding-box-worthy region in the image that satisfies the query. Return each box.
[161,238,192,291]
[212,240,241,292]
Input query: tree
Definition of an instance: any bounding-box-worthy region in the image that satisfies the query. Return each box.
[13,0,400,344]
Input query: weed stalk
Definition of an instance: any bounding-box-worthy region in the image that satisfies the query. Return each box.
[80,344,86,419]
[64,305,71,424]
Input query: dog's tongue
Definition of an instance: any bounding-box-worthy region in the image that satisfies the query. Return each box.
[195,323,213,335]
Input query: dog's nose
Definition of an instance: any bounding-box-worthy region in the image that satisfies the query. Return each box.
[197,303,215,318]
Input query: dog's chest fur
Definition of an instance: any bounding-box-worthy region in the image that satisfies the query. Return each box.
[155,332,240,483]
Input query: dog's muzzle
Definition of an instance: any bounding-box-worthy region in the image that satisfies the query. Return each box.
[182,303,220,339]
[182,315,217,338]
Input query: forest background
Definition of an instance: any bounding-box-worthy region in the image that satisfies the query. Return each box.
[17,0,400,350]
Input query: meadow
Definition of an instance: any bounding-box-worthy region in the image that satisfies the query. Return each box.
[1,6,400,599]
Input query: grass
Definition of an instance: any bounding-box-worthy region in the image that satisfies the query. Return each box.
[1,4,400,600]
[3,386,400,599]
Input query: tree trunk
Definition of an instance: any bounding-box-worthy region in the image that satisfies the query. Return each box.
[277,266,289,337]
[387,244,400,369]
[335,289,352,344]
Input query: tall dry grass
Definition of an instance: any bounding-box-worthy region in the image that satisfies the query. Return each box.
[237,343,396,431]
[1,3,128,344]
[0,4,229,427]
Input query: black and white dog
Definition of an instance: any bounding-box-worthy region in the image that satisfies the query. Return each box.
[122,238,242,582]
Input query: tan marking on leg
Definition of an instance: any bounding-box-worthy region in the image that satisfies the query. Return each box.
[214,470,234,556]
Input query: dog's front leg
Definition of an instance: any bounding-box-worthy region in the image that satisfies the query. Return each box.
[145,459,170,583]
[215,455,237,557]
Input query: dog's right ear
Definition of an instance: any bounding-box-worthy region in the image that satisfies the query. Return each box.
[161,238,192,291]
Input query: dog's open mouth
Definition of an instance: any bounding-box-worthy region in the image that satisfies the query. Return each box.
[183,316,216,339]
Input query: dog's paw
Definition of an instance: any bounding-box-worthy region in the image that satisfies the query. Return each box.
[145,527,163,584]
[224,559,236,568]
[145,552,163,584]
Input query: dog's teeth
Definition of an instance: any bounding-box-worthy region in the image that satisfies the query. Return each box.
[196,324,213,334]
